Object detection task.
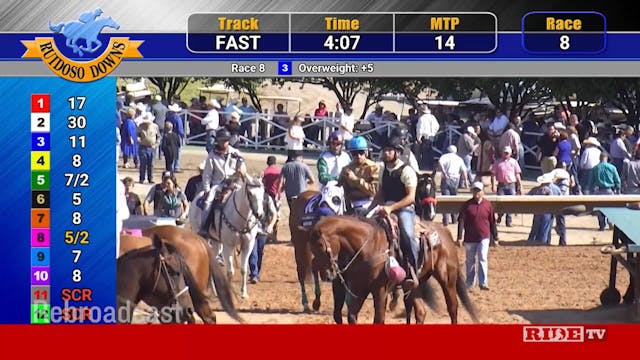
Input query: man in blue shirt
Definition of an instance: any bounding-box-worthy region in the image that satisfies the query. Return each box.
[588,153,621,231]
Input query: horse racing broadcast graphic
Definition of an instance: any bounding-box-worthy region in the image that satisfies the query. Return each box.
[2,0,640,357]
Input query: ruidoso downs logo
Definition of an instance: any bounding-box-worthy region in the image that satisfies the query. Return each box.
[21,8,143,82]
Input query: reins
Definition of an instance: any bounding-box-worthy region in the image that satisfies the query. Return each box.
[220,180,263,234]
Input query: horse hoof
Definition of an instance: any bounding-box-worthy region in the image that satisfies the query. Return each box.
[312,299,321,311]
[241,293,249,299]
[303,306,313,314]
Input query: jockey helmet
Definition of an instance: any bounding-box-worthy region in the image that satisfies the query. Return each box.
[348,136,368,151]
[215,128,231,142]
[384,136,404,153]
[328,131,343,145]
[391,126,409,140]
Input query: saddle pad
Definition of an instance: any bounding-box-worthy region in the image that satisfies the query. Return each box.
[122,228,142,237]
[303,193,322,215]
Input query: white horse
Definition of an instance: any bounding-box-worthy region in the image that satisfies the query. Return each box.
[189,174,266,299]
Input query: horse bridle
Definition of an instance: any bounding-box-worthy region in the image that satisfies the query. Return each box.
[221,180,264,234]
[151,250,190,306]
[318,233,382,299]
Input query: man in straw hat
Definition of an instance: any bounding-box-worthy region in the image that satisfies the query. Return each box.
[201,98,221,153]
[136,112,159,184]
[526,173,554,244]
[415,102,440,170]
[436,144,468,225]
[579,137,602,194]
[549,164,571,245]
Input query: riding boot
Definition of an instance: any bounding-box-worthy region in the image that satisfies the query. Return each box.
[402,264,419,291]
[198,193,221,239]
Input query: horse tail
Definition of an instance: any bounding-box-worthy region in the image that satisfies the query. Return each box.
[178,251,208,314]
[456,270,479,323]
[420,280,441,313]
[205,245,244,324]
[48,21,64,33]
[440,225,479,323]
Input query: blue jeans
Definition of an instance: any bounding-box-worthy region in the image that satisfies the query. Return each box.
[612,158,624,176]
[249,234,267,279]
[465,239,489,288]
[579,169,593,195]
[389,202,418,272]
[528,214,552,244]
[205,130,215,154]
[517,144,525,170]
[462,154,474,185]
[440,178,459,225]
[497,183,516,225]
[555,214,566,246]
[594,189,614,230]
[173,139,182,171]
[138,145,154,183]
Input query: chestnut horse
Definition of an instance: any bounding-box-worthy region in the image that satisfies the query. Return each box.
[310,215,478,324]
[289,172,437,314]
[120,226,243,324]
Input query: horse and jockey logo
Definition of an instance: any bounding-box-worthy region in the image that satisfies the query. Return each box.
[21,8,143,82]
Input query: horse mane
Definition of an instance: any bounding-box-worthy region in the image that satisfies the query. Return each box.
[117,244,156,261]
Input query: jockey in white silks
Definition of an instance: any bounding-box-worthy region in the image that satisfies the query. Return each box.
[317,131,352,190]
[115,175,129,258]
[197,128,247,239]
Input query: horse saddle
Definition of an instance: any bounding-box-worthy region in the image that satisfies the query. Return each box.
[376,215,441,273]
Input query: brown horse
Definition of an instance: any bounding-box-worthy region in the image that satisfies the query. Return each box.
[310,215,478,324]
[289,190,324,313]
[120,226,243,323]
[117,235,197,324]
[289,172,438,314]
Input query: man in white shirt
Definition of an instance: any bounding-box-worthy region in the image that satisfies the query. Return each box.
[579,137,602,194]
[201,98,221,153]
[436,145,468,225]
[338,105,355,142]
[416,104,440,170]
[488,109,509,136]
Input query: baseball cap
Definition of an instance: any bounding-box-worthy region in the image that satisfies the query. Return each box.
[471,181,484,191]
[162,171,172,179]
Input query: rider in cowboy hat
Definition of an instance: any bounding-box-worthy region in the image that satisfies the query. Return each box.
[198,128,246,239]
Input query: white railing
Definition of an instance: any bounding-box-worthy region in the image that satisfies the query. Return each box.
[176,109,544,170]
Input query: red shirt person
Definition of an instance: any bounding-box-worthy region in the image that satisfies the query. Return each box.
[262,156,281,199]
[457,181,498,290]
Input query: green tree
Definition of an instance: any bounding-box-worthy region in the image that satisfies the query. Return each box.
[147,77,198,103]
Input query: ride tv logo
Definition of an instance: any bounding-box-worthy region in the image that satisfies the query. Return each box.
[523,326,607,342]
[20,8,143,82]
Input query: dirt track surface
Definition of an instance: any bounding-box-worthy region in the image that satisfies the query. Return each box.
[119,146,635,324]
